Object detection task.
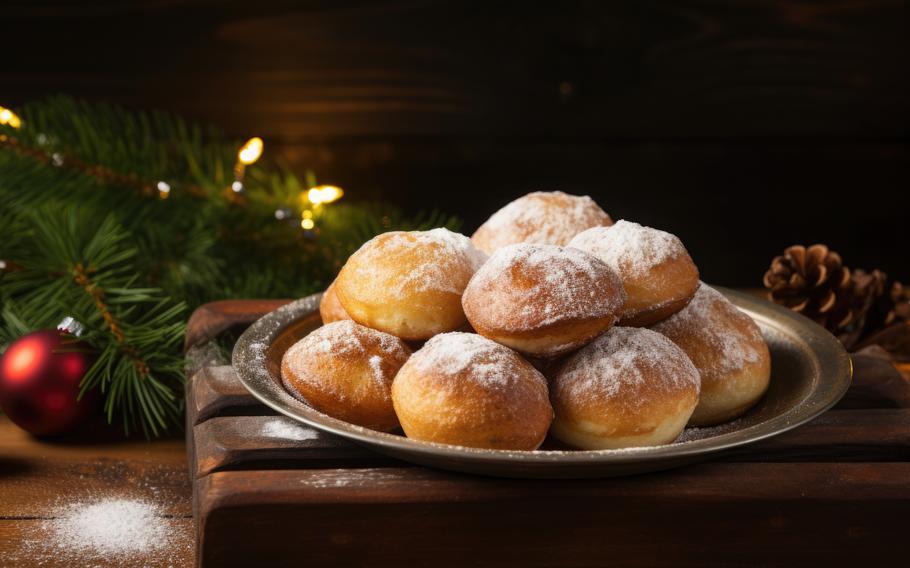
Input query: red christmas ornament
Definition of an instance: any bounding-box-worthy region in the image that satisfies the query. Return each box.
[0,329,97,436]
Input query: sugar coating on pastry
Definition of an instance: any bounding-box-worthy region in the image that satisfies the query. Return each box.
[568,220,684,278]
[391,332,553,450]
[335,228,487,340]
[281,320,411,431]
[462,243,625,357]
[651,283,771,426]
[550,326,700,449]
[568,220,699,326]
[471,191,612,255]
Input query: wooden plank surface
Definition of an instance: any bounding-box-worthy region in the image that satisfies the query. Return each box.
[0,416,194,567]
[196,463,909,567]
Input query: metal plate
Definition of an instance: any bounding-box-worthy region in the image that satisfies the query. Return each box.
[233,287,852,478]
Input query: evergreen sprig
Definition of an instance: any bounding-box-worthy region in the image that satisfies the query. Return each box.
[0,96,459,436]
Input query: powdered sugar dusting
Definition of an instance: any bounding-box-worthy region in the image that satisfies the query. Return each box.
[553,327,700,407]
[652,283,764,376]
[51,499,168,555]
[472,191,612,253]
[282,320,411,398]
[344,228,487,298]
[261,418,320,441]
[463,243,625,331]
[406,332,546,390]
[675,417,746,443]
[568,220,687,278]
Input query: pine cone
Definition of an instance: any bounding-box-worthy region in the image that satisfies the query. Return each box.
[763,244,886,347]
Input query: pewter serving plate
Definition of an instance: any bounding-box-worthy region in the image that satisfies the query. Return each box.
[233,287,852,478]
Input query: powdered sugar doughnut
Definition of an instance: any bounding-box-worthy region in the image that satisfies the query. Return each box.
[336,228,487,340]
[281,320,412,431]
[462,243,625,357]
[550,327,700,449]
[471,191,612,255]
[319,279,351,324]
[392,332,553,450]
[652,284,770,426]
[568,220,699,326]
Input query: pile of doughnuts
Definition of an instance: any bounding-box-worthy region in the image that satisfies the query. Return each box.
[282,191,771,451]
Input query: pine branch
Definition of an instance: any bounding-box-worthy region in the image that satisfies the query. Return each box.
[0,95,460,436]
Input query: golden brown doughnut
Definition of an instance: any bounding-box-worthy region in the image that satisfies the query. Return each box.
[319,279,351,324]
[651,283,771,426]
[335,228,487,341]
[281,320,411,431]
[550,327,700,449]
[568,220,699,326]
[471,191,612,255]
[462,243,626,358]
[391,332,553,450]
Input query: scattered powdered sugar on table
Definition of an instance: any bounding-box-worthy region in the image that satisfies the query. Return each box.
[554,327,700,406]
[473,191,612,252]
[47,499,169,556]
[568,220,687,277]
[260,417,320,441]
[7,493,192,566]
[463,242,624,330]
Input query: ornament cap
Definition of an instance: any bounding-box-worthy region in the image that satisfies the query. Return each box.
[57,317,86,337]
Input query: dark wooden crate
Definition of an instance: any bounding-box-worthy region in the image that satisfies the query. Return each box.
[186,301,910,568]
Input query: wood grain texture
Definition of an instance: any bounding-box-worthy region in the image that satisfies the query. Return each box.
[196,463,908,567]
[184,299,291,351]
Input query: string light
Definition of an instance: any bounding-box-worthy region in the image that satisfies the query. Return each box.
[237,137,263,165]
[307,185,344,206]
[301,218,315,230]
[0,106,22,129]
[157,181,171,199]
[231,137,264,196]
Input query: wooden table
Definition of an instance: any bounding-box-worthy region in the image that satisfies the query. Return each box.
[2,297,908,567]
[0,416,194,566]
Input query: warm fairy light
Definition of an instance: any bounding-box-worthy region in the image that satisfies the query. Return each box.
[231,181,244,193]
[307,185,344,206]
[237,137,264,165]
[301,218,315,230]
[157,181,171,199]
[0,106,22,129]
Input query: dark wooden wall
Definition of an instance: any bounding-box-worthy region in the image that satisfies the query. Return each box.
[5,0,909,285]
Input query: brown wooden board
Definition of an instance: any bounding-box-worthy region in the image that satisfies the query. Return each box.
[185,300,910,567]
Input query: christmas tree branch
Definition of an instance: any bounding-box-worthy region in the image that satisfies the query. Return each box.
[0,95,459,436]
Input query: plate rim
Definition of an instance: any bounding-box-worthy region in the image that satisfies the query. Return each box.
[232,286,853,467]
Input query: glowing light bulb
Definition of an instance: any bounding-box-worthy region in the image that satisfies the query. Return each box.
[157,181,171,199]
[307,185,344,206]
[0,106,22,129]
[301,218,315,230]
[237,137,264,165]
